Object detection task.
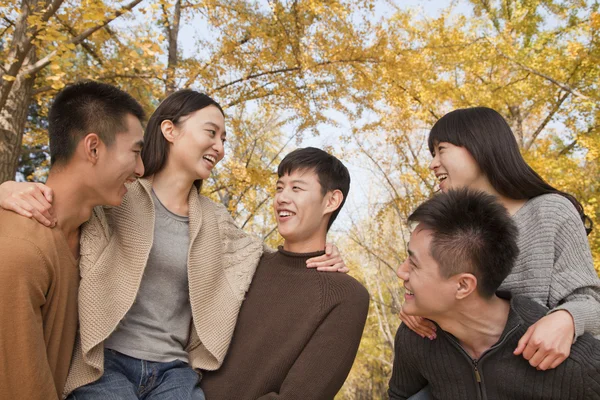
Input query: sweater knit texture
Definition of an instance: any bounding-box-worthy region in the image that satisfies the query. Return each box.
[0,210,79,400]
[499,193,600,338]
[388,295,600,400]
[62,178,264,397]
[201,247,370,400]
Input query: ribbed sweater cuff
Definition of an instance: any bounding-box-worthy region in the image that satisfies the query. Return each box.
[550,301,593,340]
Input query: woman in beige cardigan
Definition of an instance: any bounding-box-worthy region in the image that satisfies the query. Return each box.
[1,90,346,399]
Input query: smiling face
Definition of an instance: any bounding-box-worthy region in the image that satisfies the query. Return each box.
[429,142,489,193]
[168,105,226,180]
[274,168,338,252]
[94,113,145,206]
[396,224,460,319]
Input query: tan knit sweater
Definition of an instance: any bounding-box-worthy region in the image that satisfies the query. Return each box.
[63,178,264,396]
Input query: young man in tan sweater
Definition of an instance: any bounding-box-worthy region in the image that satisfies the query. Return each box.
[0,81,145,400]
[201,147,370,400]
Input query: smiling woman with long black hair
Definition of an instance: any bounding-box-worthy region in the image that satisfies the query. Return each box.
[400,106,600,372]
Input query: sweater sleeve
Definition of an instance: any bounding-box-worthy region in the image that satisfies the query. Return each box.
[255,280,370,400]
[388,325,429,400]
[547,199,600,339]
[0,237,59,400]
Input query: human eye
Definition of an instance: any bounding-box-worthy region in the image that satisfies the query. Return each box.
[276,185,283,192]
[206,129,216,136]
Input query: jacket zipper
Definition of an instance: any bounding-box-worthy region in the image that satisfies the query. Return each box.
[445,323,521,400]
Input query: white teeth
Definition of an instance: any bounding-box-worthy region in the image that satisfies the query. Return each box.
[437,174,448,182]
[279,211,295,217]
[406,289,414,295]
[203,155,216,164]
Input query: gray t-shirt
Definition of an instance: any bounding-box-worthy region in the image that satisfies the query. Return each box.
[105,191,192,363]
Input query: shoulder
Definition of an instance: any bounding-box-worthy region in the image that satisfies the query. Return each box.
[0,210,56,256]
[510,295,548,326]
[0,213,53,282]
[521,194,581,224]
[394,323,425,354]
[322,272,370,305]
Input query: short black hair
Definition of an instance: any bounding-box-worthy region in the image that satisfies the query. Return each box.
[48,81,145,165]
[278,147,350,231]
[408,189,519,298]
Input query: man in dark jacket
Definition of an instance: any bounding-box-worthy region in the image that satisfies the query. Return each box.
[389,189,600,400]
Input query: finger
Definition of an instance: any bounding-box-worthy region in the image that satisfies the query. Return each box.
[528,347,547,368]
[325,242,333,256]
[317,261,346,272]
[402,314,436,338]
[536,354,560,371]
[337,266,349,274]
[6,202,33,218]
[521,340,541,362]
[29,191,55,224]
[30,207,54,227]
[514,326,535,355]
[17,196,52,226]
[549,354,568,370]
[307,256,342,268]
[35,183,54,202]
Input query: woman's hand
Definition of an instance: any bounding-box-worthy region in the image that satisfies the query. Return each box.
[0,181,56,227]
[399,305,437,339]
[306,243,349,273]
[514,310,575,370]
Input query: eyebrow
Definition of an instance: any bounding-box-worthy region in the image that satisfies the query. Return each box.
[275,179,308,186]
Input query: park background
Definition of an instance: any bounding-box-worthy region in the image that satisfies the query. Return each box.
[1,0,599,398]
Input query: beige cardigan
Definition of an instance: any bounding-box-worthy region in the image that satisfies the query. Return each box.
[63,178,264,396]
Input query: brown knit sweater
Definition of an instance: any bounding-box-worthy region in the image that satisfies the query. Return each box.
[201,247,370,400]
[0,210,79,400]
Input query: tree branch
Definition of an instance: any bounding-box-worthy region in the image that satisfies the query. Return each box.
[21,0,143,77]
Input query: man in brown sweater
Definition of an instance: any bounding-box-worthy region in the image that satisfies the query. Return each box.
[201,147,370,400]
[0,81,145,400]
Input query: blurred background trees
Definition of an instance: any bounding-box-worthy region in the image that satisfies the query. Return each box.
[2,1,598,398]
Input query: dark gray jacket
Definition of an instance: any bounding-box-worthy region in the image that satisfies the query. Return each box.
[388,294,600,400]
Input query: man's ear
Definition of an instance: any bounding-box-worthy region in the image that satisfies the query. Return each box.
[161,120,176,143]
[82,133,101,164]
[323,189,344,215]
[455,273,478,300]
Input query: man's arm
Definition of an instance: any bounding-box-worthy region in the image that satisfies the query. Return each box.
[0,237,58,400]
[388,325,429,400]
[256,281,370,400]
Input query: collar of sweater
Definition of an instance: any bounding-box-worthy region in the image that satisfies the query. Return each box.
[436,292,536,353]
[276,246,325,267]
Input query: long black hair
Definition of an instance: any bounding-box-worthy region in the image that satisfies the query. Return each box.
[142,89,224,189]
[428,107,592,235]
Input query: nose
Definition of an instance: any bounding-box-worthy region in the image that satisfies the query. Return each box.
[135,154,145,177]
[213,137,225,160]
[276,188,290,204]
[429,153,439,171]
[396,259,410,280]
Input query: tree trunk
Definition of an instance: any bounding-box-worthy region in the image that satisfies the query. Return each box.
[0,0,38,182]
[164,0,181,96]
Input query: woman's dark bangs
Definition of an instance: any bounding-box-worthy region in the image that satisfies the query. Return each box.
[428,114,466,155]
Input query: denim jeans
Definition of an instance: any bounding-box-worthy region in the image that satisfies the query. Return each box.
[408,385,431,400]
[67,349,205,400]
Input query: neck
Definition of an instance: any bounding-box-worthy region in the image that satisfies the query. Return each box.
[434,295,510,359]
[471,181,526,216]
[45,169,96,237]
[283,233,326,254]
[152,164,196,216]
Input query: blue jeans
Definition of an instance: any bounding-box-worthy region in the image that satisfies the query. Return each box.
[67,349,205,400]
[408,386,431,400]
